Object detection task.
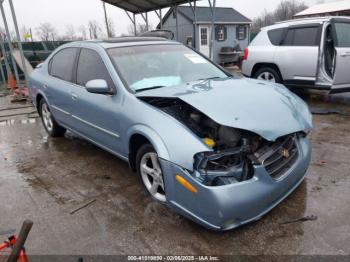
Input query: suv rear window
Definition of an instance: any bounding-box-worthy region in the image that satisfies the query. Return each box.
[267,28,285,45]
[282,26,320,46]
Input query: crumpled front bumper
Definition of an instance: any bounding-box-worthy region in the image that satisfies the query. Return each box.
[159,137,311,231]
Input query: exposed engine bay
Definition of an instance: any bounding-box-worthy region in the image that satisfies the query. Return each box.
[139,97,299,186]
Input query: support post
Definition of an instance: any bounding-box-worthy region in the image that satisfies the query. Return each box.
[189,0,197,49]
[133,13,137,36]
[0,35,11,81]
[9,0,29,89]
[209,0,216,60]
[175,5,179,41]
[0,0,21,95]
[155,9,163,29]
[125,11,137,36]
[102,1,111,37]
[146,12,149,31]
[159,9,162,29]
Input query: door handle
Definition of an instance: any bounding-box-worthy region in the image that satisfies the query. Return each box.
[71,93,78,101]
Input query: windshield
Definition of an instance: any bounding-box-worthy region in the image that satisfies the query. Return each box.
[107,44,227,92]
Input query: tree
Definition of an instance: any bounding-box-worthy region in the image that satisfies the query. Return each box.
[36,22,58,41]
[88,20,102,39]
[107,17,116,37]
[127,23,153,36]
[78,25,87,40]
[64,24,77,40]
[252,0,308,32]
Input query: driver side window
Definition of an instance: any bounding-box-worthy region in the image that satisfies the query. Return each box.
[76,48,115,90]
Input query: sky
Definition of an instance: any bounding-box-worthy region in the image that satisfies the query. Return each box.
[0,0,339,40]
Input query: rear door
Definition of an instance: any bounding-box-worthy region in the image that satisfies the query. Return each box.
[331,18,350,92]
[47,47,79,127]
[275,24,322,84]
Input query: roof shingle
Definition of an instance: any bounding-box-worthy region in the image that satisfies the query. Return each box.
[177,6,251,23]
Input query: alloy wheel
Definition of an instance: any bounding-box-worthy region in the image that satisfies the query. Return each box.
[140,152,166,202]
[41,103,53,132]
[257,72,276,83]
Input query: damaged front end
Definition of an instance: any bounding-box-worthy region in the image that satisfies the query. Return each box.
[139,96,304,187]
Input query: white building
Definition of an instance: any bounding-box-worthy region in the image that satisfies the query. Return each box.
[294,0,350,18]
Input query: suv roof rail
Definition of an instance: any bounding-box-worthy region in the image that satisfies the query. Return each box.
[274,16,350,25]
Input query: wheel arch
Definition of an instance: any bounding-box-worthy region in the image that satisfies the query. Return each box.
[35,91,49,116]
[252,63,283,81]
[127,125,170,171]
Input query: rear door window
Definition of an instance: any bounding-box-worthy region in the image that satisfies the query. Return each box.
[76,48,114,89]
[282,26,320,46]
[49,48,78,82]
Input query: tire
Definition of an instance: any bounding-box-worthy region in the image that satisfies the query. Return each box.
[39,99,66,137]
[253,67,282,84]
[136,144,166,202]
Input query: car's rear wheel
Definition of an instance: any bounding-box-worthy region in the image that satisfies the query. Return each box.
[136,144,166,202]
[40,99,66,137]
[254,67,282,83]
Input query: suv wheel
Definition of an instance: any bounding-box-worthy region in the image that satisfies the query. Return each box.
[40,99,66,137]
[254,67,282,83]
[136,144,166,202]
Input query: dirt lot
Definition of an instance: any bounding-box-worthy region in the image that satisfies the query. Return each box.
[0,87,350,256]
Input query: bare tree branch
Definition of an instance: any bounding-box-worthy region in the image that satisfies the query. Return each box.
[88,20,102,39]
[252,0,308,32]
[36,23,58,41]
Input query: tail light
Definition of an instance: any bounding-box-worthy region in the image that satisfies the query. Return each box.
[243,48,248,61]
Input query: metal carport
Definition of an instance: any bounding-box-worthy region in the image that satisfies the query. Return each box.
[101,0,218,60]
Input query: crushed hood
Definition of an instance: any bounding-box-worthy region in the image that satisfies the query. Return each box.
[136,77,312,141]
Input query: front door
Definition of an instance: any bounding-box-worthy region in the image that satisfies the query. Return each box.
[331,19,350,92]
[70,47,124,155]
[199,25,210,57]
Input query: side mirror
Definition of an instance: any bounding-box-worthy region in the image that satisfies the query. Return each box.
[85,79,112,94]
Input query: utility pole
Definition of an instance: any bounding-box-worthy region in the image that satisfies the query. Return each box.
[102,1,111,37]
[9,0,29,89]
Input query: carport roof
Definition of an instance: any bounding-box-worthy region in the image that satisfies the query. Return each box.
[102,0,199,14]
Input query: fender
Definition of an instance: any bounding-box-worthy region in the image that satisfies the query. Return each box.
[126,124,170,161]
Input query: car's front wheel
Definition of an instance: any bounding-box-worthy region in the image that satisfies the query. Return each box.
[254,67,282,83]
[40,99,66,137]
[136,144,166,202]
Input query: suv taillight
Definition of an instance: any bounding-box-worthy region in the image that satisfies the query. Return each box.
[243,48,248,61]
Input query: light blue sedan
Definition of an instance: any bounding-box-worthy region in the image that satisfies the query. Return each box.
[28,37,312,230]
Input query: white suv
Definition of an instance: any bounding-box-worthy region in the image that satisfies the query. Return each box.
[242,17,350,93]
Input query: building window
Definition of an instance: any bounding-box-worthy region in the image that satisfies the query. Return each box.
[200,27,208,46]
[237,25,247,40]
[186,36,193,47]
[215,25,227,41]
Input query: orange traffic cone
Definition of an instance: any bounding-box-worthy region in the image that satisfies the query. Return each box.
[7,72,17,90]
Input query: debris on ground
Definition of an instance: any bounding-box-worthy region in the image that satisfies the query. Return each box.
[10,97,27,103]
[70,199,97,215]
[316,160,327,166]
[280,215,318,225]
[310,107,350,116]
